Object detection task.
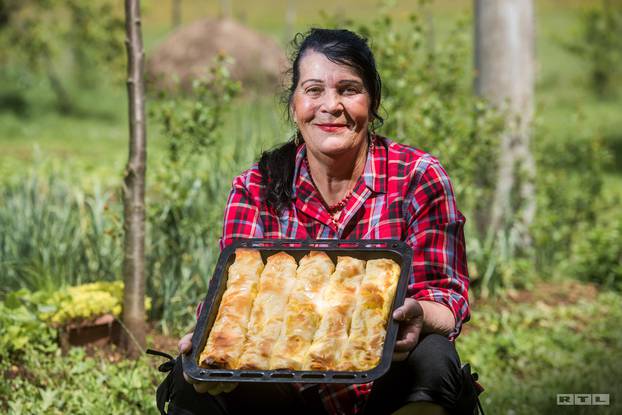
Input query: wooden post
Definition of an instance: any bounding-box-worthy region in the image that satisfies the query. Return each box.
[219,0,232,18]
[171,0,181,29]
[121,0,147,358]
[284,0,296,42]
[474,0,536,246]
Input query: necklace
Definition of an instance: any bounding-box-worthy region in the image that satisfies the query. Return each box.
[327,190,352,227]
[303,156,352,224]
[326,190,353,213]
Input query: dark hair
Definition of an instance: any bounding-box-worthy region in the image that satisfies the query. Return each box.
[258,28,383,212]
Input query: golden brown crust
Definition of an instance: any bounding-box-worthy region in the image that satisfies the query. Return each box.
[200,251,401,372]
[338,258,401,371]
[269,251,335,370]
[237,251,298,370]
[304,256,366,371]
[199,248,264,369]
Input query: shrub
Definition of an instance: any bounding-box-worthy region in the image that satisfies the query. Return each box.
[564,0,622,97]
[0,0,125,112]
[31,281,151,326]
[0,297,57,356]
[532,117,612,278]
[147,57,240,332]
[0,281,152,356]
[569,206,622,290]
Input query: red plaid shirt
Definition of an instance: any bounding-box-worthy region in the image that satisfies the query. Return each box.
[206,135,470,414]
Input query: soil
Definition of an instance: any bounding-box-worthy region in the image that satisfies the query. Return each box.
[472,280,599,309]
[148,330,180,357]
[461,280,600,336]
[147,17,288,93]
[79,325,180,364]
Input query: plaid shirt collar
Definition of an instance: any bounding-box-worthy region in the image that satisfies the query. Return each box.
[291,135,387,233]
[292,134,387,197]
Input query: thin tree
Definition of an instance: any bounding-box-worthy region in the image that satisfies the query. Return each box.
[172,0,181,29]
[121,0,147,357]
[219,0,232,18]
[474,0,536,247]
[284,0,296,43]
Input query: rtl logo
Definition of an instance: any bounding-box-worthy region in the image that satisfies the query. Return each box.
[557,394,610,406]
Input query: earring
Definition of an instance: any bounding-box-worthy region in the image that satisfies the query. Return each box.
[294,132,300,146]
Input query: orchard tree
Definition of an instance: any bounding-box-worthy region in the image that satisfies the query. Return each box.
[475,0,536,247]
[172,0,181,29]
[284,0,296,42]
[219,0,232,18]
[121,0,147,357]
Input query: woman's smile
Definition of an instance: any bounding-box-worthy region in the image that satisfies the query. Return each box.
[315,123,348,132]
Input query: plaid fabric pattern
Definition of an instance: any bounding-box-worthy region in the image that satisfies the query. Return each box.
[203,135,470,415]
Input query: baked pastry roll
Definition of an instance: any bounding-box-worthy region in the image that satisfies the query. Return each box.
[338,258,401,371]
[199,248,264,369]
[304,256,366,371]
[270,251,335,370]
[237,252,297,369]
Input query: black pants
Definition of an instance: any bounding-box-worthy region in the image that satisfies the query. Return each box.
[157,334,480,415]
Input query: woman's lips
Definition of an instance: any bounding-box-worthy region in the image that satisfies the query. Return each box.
[316,123,347,132]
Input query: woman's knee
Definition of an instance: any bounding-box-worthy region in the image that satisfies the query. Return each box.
[406,334,462,407]
[409,334,461,379]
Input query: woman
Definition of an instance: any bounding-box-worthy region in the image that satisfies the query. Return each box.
[160,28,481,415]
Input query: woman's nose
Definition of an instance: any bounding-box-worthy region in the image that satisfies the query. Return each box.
[320,90,343,114]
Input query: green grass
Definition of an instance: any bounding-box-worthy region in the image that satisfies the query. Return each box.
[0,83,288,185]
[459,283,622,414]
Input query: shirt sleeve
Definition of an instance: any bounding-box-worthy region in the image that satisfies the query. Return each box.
[218,173,264,250]
[404,160,470,340]
[196,173,264,320]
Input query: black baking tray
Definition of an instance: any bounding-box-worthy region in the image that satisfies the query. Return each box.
[182,238,413,384]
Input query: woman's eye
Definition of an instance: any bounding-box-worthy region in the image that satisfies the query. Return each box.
[305,87,322,96]
[342,87,360,95]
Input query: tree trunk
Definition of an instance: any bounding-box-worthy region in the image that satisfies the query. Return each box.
[171,0,181,29]
[284,0,296,42]
[47,70,73,114]
[121,0,147,358]
[474,0,536,247]
[219,0,232,18]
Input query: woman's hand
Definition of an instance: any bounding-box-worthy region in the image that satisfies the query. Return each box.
[392,298,424,361]
[178,332,238,395]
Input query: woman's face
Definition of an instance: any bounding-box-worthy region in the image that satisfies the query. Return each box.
[291,51,371,158]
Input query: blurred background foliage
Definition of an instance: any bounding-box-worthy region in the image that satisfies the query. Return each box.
[0,0,125,114]
[1,0,621,414]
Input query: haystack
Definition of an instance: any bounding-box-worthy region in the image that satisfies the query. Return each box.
[147,18,288,92]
